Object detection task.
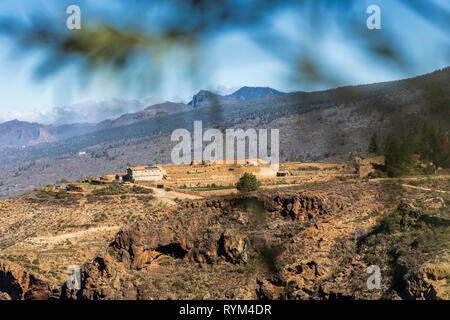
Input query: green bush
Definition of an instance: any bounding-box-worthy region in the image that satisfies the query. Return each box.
[37,185,54,198]
[55,190,69,199]
[236,173,260,192]
[93,184,126,195]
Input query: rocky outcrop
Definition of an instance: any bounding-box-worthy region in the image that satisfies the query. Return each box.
[0,259,58,300]
[187,87,285,109]
[273,192,341,220]
[188,90,222,109]
[404,263,450,300]
[2,182,447,300]
[75,186,386,299]
[104,192,342,271]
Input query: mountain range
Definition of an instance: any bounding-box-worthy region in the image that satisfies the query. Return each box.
[0,120,97,148]
[0,86,286,148]
[0,67,448,199]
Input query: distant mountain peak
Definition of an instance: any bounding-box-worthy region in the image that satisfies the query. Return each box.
[188,90,220,108]
[188,86,286,108]
[227,86,285,101]
[0,119,96,148]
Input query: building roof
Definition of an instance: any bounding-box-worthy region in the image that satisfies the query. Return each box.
[129,165,161,171]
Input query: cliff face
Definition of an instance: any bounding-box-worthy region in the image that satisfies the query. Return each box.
[0,259,58,300]
[72,184,389,300]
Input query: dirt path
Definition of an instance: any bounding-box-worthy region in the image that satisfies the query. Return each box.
[27,226,121,245]
[149,187,203,204]
[401,184,447,193]
[370,175,450,183]
[132,183,202,205]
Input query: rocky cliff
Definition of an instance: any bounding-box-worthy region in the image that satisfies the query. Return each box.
[0,259,58,300]
[1,181,448,300]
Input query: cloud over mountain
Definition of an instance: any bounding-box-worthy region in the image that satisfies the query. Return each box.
[0,98,162,125]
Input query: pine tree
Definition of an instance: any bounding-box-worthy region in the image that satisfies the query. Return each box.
[368,132,380,154]
[384,135,401,177]
[237,173,260,192]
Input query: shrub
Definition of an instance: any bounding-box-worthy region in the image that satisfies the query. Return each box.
[37,186,54,198]
[129,185,153,194]
[55,190,69,199]
[66,184,82,192]
[93,184,126,195]
[236,173,260,192]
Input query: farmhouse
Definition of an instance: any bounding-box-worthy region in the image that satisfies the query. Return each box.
[126,165,166,182]
[115,173,128,181]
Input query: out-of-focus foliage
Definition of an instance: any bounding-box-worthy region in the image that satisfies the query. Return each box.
[0,0,448,167]
[0,0,448,90]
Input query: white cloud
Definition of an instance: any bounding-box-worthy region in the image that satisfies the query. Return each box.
[0,97,162,125]
[213,85,241,96]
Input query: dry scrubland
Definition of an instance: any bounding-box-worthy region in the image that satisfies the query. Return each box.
[0,185,159,285]
[0,174,448,300]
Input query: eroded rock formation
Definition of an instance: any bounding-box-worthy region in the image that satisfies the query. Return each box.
[0,259,58,300]
[2,183,448,300]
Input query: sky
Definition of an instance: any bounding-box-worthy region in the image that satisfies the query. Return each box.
[0,0,448,124]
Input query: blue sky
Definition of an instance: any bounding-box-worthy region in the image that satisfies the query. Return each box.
[0,0,448,124]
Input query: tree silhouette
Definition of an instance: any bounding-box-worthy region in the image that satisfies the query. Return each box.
[368,132,380,155]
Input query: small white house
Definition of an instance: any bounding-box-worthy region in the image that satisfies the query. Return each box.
[126,165,166,182]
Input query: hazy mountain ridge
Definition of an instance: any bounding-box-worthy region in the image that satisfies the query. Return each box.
[0,119,97,148]
[0,86,285,147]
[97,102,192,129]
[227,86,285,101]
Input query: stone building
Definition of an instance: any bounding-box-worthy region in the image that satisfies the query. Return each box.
[115,173,128,181]
[126,165,166,182]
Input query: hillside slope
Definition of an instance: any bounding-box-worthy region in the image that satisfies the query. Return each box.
[0,120,97,148]
[0,180,448,300]
[0,68,448,199]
